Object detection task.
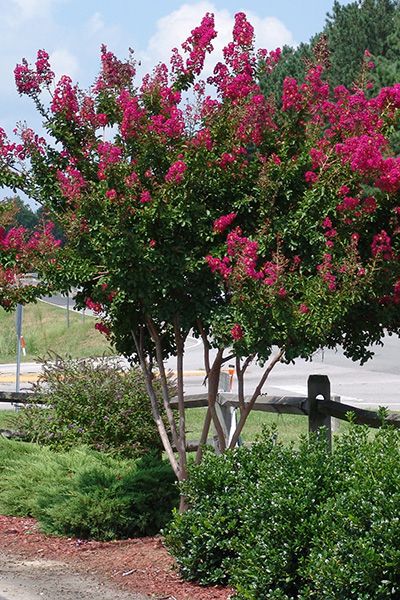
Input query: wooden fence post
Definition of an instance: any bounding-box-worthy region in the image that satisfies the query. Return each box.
[308,374,332,450]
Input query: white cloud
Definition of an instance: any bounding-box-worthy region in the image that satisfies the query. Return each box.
[87,12,105,36]
[9,0,56,21]
[49,48,79,81]
[138,2,295,78]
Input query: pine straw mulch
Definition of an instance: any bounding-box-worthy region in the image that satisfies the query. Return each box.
[0,515,233,600]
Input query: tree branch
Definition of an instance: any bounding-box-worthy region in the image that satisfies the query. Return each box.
[173,317,188,481]
[145,317,180,453]
[131,328,180,478]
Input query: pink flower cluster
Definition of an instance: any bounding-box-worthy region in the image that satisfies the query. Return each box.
[14,50,54,95]
[371,230,393,260]
[231,323,244,341]
[80,96,108,129]
[0,128,23,164]
[171,13,216,79]
[85,298,102,313]
[282,78,303,112]
[226,228,263,280]
[336,134,400,193]
[213,212,237,234]
[20,128,46,155]
[51,76,79,119]
[97,141,123,180]
[98,142,123,164]
[118,91,146,140]
[95,322,110,336]
[165,160,187,184]
[57,166,86,201]
[205,255,232,279]
[0,224,61,254]
[232,12,254,47]
[317,253,337,291]
[95,45,135,92]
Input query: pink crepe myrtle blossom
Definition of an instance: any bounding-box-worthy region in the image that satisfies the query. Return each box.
[299,304,310,314]
[140,190,151,204]
[371,230,393,260]
[106,189,117,200]
[95,45,135,92]
[57,167,86,201]
[85,298,102,313]
[231,323,244,341]
[213,213,237,234]
[165,160,187,184]
[95,322,110,336]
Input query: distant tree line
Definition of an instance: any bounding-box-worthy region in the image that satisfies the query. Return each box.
[0,196,64,242]
[261,0,400,101]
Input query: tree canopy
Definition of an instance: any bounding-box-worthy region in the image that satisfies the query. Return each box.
[1,11,400,479]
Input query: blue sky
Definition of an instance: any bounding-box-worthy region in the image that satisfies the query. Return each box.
[1,0,350,203]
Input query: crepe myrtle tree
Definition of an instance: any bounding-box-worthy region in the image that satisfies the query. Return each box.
[2,13,400,489]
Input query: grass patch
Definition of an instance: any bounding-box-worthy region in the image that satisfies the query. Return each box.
[185,406,350,446]
[0,301,112,363]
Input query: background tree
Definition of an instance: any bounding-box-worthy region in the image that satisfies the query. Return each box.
[1,196,39,230]
[261,0,400,101]
[1,14,400,497]
[0,199,61,308]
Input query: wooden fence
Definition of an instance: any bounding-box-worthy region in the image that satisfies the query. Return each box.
[170,373,400,450]
[2,374,400,449]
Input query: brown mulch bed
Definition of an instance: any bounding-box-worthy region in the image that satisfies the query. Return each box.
[0,515,233,600]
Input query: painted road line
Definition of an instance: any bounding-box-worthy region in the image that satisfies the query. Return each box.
[0,370,208,383]
[0,374,39,383]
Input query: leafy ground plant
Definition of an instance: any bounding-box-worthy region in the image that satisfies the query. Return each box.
[16,354,170,458]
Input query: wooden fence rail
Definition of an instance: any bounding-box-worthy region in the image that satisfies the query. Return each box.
[2,374,399,450]
[170,374,400,450]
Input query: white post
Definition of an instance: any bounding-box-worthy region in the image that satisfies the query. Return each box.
[215,371,239,449]
[15,303,23,394]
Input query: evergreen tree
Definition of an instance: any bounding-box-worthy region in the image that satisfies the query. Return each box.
[326,0,397,89]
[261,0,399,101]
[373,7,400,87]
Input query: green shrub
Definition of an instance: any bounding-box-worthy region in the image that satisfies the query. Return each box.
[164,426,400,599]
[16,354,171,458]
[0,441,178,540]
[0,437,40,474]
[300,426,400,600]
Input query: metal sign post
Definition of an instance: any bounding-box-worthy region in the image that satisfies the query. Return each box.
[16,303,23,393]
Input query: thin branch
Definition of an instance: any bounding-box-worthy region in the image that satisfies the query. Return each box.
[173,317,188,481]
[235,354,254,413]
[201,353,236,386]
[197,319,211,375]
[146,317,180,452]
[131,328,180,477]
[196,348,226,461]
[236,356,245,413]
